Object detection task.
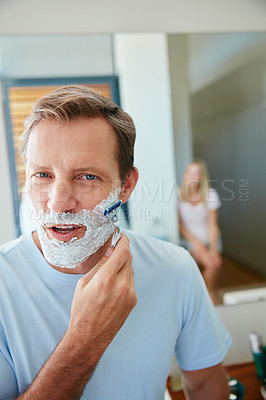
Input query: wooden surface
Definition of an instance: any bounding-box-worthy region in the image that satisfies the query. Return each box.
[216,254,266,305]
[167,362,263,400]
[218,255,266,289]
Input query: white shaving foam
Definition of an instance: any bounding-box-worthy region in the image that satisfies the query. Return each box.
[31,189,121,268]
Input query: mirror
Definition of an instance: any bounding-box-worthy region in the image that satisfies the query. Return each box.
[0,32,265,304]
[184,32,266,302]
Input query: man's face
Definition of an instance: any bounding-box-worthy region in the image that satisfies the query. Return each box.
[26,117,122,243]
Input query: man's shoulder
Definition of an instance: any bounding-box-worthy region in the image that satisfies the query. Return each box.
[0,237,27,285]
[124,230,200,296]
[0,236,23,258]
[123,229,194,269]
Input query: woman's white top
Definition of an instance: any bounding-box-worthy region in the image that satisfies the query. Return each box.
[178,188,221,244]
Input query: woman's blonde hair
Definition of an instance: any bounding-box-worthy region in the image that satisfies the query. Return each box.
[179,159,209,203]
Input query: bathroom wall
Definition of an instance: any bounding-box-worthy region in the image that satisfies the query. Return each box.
[191,57,266,275]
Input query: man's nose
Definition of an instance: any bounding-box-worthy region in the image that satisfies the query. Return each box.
[48,182,77,213]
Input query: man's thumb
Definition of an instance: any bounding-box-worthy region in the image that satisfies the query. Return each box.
[96,247,113,269]
[82,247,114,283]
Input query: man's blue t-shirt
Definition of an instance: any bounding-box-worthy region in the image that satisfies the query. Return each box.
[0,230,231,399]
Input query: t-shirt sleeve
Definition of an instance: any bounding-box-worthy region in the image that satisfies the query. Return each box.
[174,257,231,371]
[207,188,221,210]
[0,350,18,399]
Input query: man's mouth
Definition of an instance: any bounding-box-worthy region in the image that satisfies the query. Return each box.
[45,224,83,242]
[51,225,79,233]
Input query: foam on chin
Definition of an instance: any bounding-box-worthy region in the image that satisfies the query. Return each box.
[30,189,120,268]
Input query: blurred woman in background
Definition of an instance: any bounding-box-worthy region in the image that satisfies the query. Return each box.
[178,160,222,304]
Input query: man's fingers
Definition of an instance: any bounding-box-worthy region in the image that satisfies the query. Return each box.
[78,234,130,286]
[80,246,114,285]
[129,261,134,287]
[97,233,131,275]
[117,253,133,282]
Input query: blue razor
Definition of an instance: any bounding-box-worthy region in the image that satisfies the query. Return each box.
[103,200,122,247]
[103,200,122,217]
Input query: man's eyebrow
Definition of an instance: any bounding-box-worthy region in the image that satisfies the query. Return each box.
[28,163,51,170]
[73,166,106,173]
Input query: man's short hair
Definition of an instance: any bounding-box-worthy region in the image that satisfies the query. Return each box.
[21,85,136,181]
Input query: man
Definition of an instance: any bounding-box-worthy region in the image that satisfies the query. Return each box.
[0,85,231,399]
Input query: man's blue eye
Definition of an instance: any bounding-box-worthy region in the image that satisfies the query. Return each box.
[38,173,49,178]
[84,174,96,180]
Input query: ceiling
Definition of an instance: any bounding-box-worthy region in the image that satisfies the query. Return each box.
[0,0,265,35]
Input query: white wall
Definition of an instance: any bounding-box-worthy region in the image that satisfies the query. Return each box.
[0,0,265,34]
[188,32,266,92]
[167,35,193,184]
[0,34,113,78]
[217,301,266,365]
[114,34,178,243]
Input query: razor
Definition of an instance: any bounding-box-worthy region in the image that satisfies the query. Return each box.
[104,200,122,248]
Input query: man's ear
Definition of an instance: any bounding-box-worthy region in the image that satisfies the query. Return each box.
[120,167,139,203]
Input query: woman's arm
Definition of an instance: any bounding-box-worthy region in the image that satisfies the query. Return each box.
[206,209,222,272]
[179,210,221,273]
[207,209,220,252]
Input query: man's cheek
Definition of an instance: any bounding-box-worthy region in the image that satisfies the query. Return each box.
[79,186,103,206]
[26,182,49,207]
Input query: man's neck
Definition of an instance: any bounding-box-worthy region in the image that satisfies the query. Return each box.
[32,231,113,274]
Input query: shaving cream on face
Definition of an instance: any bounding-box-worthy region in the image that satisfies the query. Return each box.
[30,189,121,268]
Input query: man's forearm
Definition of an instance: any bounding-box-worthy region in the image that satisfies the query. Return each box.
[182,364,229,400]
[183,383,229,400]
[18,330,104,400]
